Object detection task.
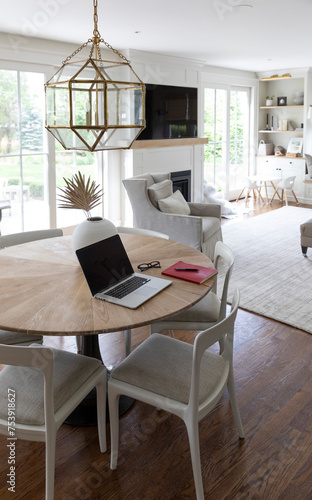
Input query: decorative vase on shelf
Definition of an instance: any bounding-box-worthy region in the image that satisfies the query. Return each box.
[266,99,274,106]
[71,217,117,251]
[58,171,117,251]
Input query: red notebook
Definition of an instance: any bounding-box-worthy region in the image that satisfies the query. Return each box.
[161,261,218,284]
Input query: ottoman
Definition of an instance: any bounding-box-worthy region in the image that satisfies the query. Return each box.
[300,218,312,257]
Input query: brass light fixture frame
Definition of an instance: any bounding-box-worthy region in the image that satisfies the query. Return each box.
[44,0,145,151]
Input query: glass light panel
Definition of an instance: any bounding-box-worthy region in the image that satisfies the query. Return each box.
[48,61,89,84]
[51,128,89,150]
[107,84,143,126]
[98,61,141,84]
[95,127,142,150]
[46,85,70,127]
[76,128,105,150]
[75,61,103,82]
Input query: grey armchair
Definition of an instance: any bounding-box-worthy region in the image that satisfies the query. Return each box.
[122,173,222,260]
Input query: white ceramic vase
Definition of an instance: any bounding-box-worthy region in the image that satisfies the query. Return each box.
[71,217,117,251]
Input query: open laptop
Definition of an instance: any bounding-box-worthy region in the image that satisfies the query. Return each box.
[76,234,172,309]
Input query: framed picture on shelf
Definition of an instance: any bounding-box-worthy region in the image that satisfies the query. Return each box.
[277,96,287,106]
[287,137,303,155]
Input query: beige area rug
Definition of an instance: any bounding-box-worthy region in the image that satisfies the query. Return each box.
[221,206,312,334]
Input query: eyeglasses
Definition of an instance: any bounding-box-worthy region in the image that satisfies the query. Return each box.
[137,261,161,272]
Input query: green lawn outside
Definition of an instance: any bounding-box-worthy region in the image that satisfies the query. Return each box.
[0,153,95,198]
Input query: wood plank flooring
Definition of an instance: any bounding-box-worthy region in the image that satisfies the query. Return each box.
[0,199,312,500]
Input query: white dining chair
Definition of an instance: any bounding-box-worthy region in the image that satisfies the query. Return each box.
[0,228,63,249]
[236,178,264,205]
[270,176,298,205]
[150,241,234,351]
[0,343,107,500]
[108,289,244,500]
[0,229,63,346]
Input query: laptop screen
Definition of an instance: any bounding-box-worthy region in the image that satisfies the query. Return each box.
[76,234,134,296]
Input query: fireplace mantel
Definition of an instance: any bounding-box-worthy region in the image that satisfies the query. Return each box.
[131,137,208,149]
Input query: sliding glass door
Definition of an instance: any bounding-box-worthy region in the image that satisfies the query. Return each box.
[0,69,48,233]
[204,85,250,200]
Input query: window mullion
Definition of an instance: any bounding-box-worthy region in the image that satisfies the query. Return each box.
[17,71,25,231]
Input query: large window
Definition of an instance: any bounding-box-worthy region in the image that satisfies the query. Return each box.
[204,85,250,200]
[0,69,48,233]
[0,68,100,235]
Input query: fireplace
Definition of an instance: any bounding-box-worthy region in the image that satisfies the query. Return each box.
[170,170,191,202]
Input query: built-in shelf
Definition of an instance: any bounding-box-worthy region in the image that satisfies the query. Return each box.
[259,130,303,133]
[259,105,304,109]
[131,137,208,149]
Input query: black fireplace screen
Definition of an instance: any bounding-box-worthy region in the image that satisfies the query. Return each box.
[170,170,191,202]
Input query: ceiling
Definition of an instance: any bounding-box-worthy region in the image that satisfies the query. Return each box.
[1,0,312,73]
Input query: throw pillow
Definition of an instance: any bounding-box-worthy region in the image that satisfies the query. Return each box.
[148,180,173,208]
[158,190,191,215]
[305,154,312,179]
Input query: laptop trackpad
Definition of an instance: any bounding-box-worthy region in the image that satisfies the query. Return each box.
[136,286,158,296]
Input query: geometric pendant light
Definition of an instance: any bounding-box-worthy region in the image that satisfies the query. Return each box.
[44,0,146,151]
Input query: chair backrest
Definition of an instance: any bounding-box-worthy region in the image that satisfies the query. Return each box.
[0,228,63,249]
[0,344,55,423]
[244,178,257,189]
[122,173,171,227]
[212,240,235,320]
[117,226,169,239]
[189,288,239,409]
[281,176,296,189]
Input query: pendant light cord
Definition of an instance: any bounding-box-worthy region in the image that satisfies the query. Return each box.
[62,0,132,67]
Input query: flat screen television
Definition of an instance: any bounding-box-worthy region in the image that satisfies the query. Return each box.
[137,84,198,140]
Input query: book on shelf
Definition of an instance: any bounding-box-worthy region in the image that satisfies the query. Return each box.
[161,261,218,284]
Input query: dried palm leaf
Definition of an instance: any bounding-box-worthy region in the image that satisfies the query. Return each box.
[58,171,103,219]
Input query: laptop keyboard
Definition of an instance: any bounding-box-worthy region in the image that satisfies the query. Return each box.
[105,276,150,299]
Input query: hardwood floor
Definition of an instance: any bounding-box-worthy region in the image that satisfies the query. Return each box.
[1,199,312,500]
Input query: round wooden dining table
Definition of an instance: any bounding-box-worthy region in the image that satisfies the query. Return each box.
[0,233,216,423]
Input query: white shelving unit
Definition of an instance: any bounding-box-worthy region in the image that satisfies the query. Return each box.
[256,71,312,203]
[258,76,305,148]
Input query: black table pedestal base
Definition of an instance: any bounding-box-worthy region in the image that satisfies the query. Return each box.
[65,334,134,425]
[65,388,134,426]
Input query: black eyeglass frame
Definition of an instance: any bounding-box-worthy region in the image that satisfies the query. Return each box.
[137,260,161,272]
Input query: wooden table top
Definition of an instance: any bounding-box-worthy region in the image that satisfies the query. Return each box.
[0,234,215,336]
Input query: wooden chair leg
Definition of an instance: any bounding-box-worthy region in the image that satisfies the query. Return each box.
[264,183,269,204]
[245,189,250,205]
[284,190,288,205]
[257,188,265,203]
[236,188,245,202]
[269,188,278,204]
[292,190,299,204]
